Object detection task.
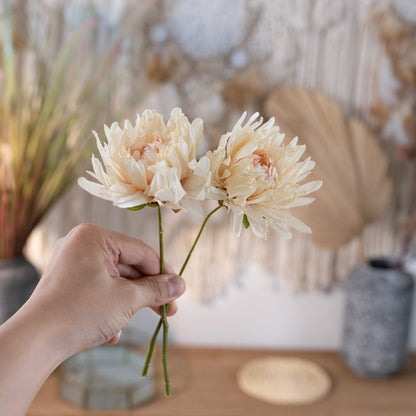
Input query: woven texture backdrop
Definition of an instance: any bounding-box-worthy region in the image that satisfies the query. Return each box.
[27,0,416,300]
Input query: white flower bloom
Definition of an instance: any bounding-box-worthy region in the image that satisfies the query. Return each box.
[78,108,211,216]
[206,112,322,239]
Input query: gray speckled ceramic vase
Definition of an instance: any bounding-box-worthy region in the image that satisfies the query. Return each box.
[341,258,414,378]
[0,256,39,324]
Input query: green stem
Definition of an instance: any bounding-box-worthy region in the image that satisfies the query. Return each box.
[158,204,165,275]
[142,204,224,397]
[162,304,170,397]
[157,204,170,397]
[141,317,162,377]
[142,204,170,396]
[179,205,223,275]
[144,204,224,368]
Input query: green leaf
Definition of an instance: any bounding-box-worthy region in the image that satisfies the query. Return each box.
[127,202,159,211]
[128,203,148,211]
[243,214,250,229]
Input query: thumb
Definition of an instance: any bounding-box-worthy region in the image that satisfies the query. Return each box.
[131,273,186,309]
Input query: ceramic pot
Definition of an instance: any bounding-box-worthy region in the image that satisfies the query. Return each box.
[341,258,414,378]
[0,256,39,324]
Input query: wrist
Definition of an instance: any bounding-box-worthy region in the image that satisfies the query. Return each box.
[19,295,73,365]
[0,296,71,415]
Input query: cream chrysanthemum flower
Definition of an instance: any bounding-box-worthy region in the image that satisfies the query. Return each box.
[78,108,211,216]
[206,112,322,239]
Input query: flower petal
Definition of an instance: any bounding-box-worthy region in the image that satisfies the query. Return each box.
[285,215,312,234]
[180,198,204,218]
[231,209,244,238]
[114,192,150,209]
[77,177,113,201]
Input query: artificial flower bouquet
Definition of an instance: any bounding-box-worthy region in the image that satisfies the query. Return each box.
[78,108,321,396]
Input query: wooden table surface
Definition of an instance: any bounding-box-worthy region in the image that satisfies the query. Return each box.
[28,347,416,416]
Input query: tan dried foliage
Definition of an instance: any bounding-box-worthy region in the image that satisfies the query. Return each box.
[265,86,392,250]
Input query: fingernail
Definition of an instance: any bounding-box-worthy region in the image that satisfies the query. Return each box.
[167,275,185,298]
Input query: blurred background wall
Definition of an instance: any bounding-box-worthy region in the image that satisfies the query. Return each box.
[20,0,416,350]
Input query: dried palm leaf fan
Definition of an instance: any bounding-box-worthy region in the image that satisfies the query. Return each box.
[264,86,391,252]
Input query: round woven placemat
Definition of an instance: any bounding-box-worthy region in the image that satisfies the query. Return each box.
[236,356,332,405]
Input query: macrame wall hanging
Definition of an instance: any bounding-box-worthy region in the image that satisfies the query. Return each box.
[27,0,416,300]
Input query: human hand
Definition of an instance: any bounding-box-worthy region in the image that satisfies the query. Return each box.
[0,223,186,416]
[29,223,186,358]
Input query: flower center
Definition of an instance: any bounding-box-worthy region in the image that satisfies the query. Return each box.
[250,150,278,181]
[131,135,168,165]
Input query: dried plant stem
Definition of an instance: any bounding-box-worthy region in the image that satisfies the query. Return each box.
[142,204,224,392]
[397,219,416,269]
[358,233,368,264]
[0,1,155,259]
